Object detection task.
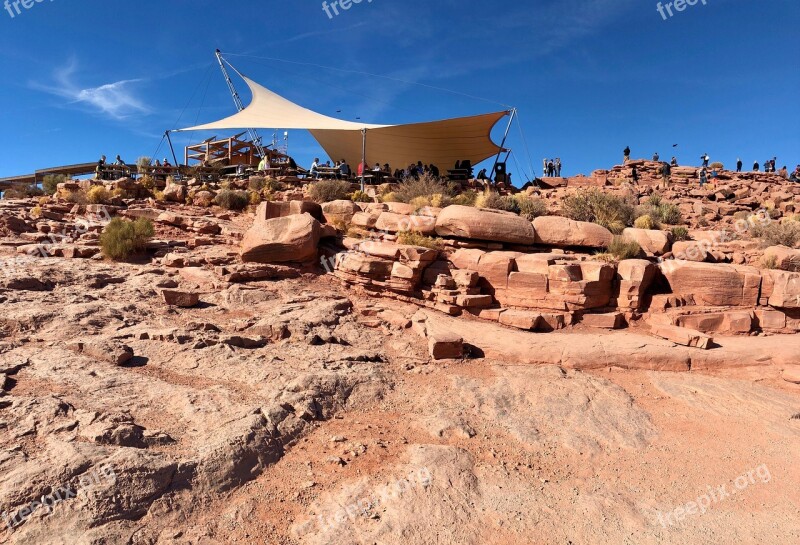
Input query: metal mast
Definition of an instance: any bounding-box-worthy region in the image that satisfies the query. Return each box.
[214,49,267,160]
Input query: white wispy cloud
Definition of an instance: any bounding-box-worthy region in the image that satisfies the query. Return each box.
[31,58,149,120]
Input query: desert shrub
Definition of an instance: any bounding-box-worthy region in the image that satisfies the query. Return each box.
[562,189,635,234]
[57,188,87,204]
[381,192,399,203]
[762,255,779,270]
[634,215,656,230]
[671,226,690,241]
[733,211,750,222]
[42,174,66,195]
[657,203,682,225]
[750,222,800,248]
[153,190,165,202]
[606,237,642,260]
[397,231,443,250]
[309,180,351,204]
[249,176,267,191]
[516,196,547,220]
[30,206,42,218]
[100,218,154,260]
[248,190,262,206]
[137,156,152,170]
[395,173,452,204]
[349,190,371,203]
[451,190,478,207]
[345,227,367,239]
[709,162,724,170]
[139,176,156,190]
[409,196,430,210]
[4,184,44,199]
[633,214,656,229]
[635,193,683,227]
[214,189,249,211]
[475,190,516,212]
[87,186,113,204]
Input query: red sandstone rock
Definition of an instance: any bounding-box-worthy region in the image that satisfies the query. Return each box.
[659,261,761,307]
[649,324,713,349]
[533,216,613,249]
[240,214,321,264]
[435,206,536,245]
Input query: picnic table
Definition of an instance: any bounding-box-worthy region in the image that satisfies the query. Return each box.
[447,169,470,181]
[317,167,340,179]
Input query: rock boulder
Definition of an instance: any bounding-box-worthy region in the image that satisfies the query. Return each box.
[435,206,536,245]
[241,214,321,263]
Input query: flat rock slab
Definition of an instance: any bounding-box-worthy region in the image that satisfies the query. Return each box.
[783,366,800,384]
[649,324,713,349]
[419,311,800,371]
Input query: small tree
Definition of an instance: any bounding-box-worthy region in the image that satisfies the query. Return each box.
[42,174,66,195]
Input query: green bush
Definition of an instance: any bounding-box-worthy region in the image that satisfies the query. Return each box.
[397,231,443,250]
[214,189,249,211]
[395,173,452,204]
[42,174,66,195]
[249,176,284,193]
[451,189,478,207]
[100,218,154,260]
[309,180,352,204]
[517,196,547,221]
[634,215,655,230]
[671,226,690,241]
[562,189,635,234]
[351,190,372,203]
[87,186,113,204]
[635,193,683,227]
[606,237,642,260]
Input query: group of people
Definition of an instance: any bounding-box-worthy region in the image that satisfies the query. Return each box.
[95,154,143,180]
[542,158,562,177]
[750,157,779,173]
[308,158,445,183]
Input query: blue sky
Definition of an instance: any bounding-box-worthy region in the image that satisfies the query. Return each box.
[0,0,797,184]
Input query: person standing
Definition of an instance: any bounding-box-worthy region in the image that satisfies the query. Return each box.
[624,146,631,163]
[660,162,671,189]
[700,167,708,187]
[701,153,710,168]
[736,158,743,172]
[95,155,107,180]
[753,161,760,172]
[653,152,660,161]
[631,165,639,184]
[542,158,548,178]
[555,158,562,177]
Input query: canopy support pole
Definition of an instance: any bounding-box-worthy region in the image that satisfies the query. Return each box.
[490,109,516,182]
[360,128,367,192]
[215,49,267,161]
[165,131,179,167]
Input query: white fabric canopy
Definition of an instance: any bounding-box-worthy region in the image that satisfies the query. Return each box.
[176,73,509,169]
